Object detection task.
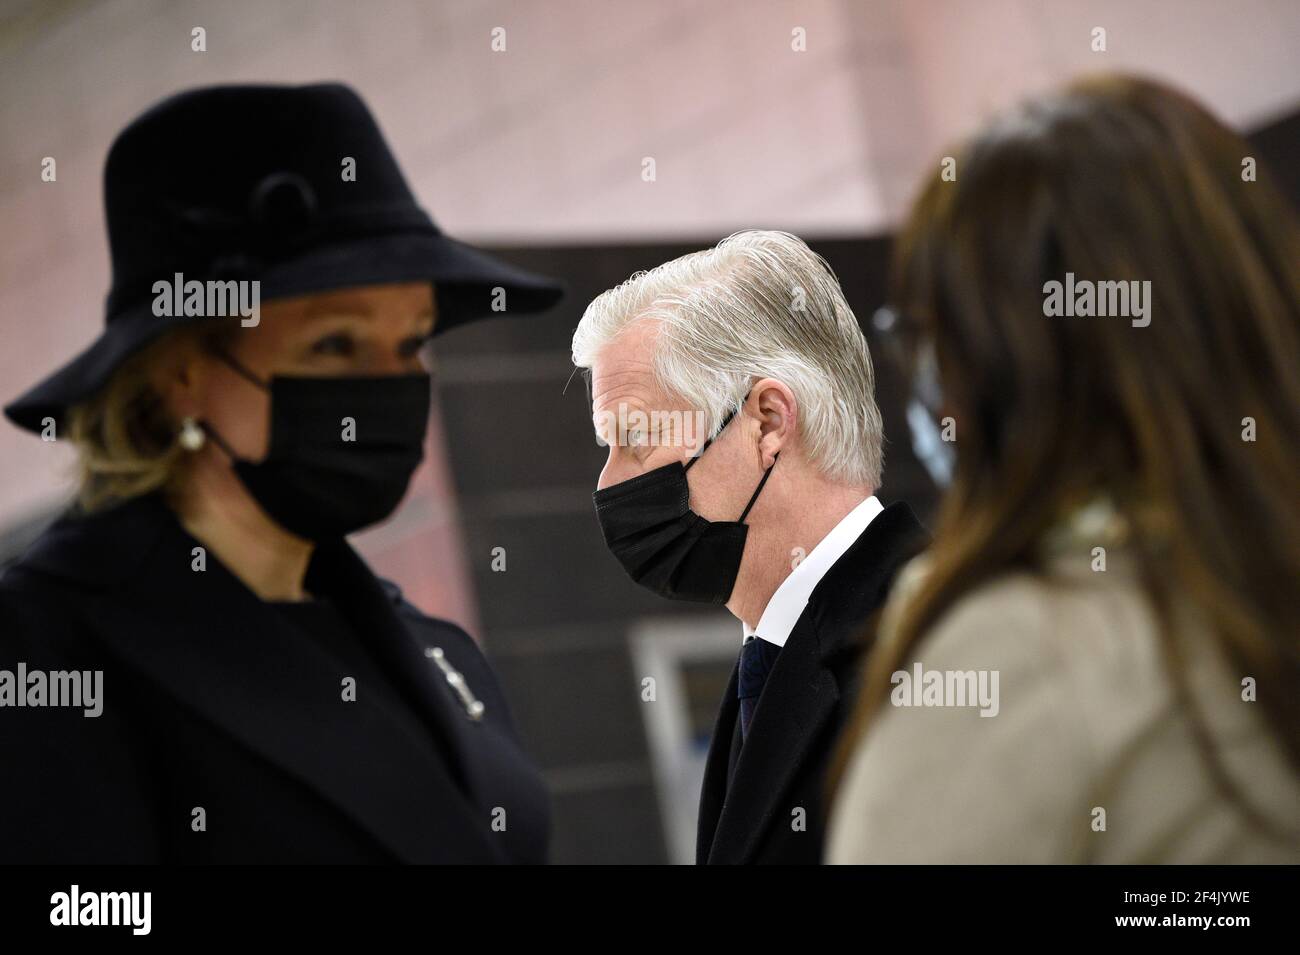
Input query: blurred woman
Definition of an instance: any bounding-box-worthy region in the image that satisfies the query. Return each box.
[828,75,1300,863]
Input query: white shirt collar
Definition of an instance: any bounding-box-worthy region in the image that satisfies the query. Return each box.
[741,495,884,647]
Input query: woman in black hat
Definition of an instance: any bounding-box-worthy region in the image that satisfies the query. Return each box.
[0,84,563,863]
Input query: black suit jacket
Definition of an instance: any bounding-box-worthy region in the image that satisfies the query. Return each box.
[696,502,927,864]
[0,493,549,863]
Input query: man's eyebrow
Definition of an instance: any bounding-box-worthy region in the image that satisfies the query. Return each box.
[592,406,675,446]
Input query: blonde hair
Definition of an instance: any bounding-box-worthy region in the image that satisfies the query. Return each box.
[66,324,227,512]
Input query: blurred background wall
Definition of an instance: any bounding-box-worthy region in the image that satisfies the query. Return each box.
[1,0,1297,862]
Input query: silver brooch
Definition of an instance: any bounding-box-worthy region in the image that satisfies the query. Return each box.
[425,647,485,721]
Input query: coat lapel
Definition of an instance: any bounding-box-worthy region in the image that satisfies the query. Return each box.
[22,495,504,863]
[305,536,495,805]
[696,662,739,863]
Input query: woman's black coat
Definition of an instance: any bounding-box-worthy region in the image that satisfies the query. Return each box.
[0,492,549,863]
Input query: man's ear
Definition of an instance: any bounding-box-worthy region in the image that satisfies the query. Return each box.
[749,378,796,469]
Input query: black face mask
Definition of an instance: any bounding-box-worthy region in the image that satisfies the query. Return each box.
[202,353,431,541]
[592,406,778,604]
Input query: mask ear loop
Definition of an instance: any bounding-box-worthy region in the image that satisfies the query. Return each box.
[211,349,270,390]
[197,419,240,462]
[737,451,779,522]
[684,406,739,473]
[196,350,268,464]
[678,400,779,521]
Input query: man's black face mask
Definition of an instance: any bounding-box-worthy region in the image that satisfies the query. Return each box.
[592,403,778,604]
[202,352,431,541]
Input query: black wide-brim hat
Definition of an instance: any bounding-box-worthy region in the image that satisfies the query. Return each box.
[5,83,565,434]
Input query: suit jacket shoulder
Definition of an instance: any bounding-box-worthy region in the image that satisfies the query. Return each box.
[697,500,929,865]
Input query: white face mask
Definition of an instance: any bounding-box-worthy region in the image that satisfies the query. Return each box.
[905,340,956,490]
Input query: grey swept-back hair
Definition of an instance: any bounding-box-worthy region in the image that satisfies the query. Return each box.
[571,230,883,487]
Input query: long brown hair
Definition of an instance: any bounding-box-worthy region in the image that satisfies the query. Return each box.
[834,75,1300,835]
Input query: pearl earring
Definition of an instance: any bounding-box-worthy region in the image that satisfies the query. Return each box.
[178,416,205,452]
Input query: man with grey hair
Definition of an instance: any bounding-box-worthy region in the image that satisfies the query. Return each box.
[572,230,927,864]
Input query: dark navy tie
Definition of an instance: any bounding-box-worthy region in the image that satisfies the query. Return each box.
[738,636,781,741]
